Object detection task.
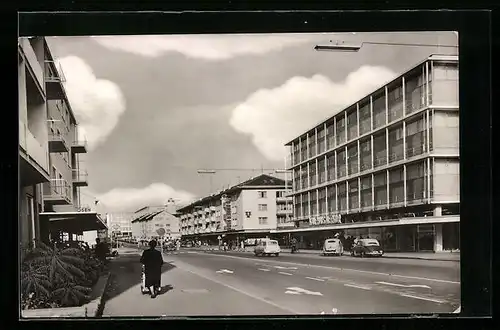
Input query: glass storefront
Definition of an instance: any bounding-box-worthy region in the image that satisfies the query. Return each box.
[443,222,460,251]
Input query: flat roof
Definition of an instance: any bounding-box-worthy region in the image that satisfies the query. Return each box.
[284,54,459,146]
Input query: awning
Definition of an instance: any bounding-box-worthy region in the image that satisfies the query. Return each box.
[40,211,108,233]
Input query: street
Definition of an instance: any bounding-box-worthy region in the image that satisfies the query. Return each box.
[102,247,460,316]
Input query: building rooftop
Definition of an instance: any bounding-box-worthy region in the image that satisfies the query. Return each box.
[284,54,459,146]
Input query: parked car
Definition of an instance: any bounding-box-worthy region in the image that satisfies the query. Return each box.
[254,239,281,257]
[351,238,384,257]
[322,238,344,256]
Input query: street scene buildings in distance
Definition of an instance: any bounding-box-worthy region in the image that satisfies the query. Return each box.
[19,32,460,317]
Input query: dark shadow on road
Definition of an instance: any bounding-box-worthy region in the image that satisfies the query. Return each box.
[157,284,174,296]
[102,250,177,303]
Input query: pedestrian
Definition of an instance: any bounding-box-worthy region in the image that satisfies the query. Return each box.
[94,238,107,264]
[241,240,245,252]
[140,240,164,298]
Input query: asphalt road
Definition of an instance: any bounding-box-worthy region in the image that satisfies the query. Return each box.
[102,248,460,316]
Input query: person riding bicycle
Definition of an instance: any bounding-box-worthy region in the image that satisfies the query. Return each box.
[290,237,298,253]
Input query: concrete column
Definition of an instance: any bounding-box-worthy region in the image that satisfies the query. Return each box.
[434,223,443,252]
[433,205,442,216]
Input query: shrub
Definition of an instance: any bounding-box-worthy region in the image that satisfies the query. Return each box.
[21,241,104,310]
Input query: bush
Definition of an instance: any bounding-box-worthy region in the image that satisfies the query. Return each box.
[21,241,104,310]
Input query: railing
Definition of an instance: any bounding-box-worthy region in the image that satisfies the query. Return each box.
[388,150,404,162]
[44,60,66,83]
[405,85,426,114]
[44,179,71,200]
[20,39,44,89]
[388,99,404,122]
[19,120,49,172]
[49,130,68,144]
[406,145,426,158]
[72,169,88,182]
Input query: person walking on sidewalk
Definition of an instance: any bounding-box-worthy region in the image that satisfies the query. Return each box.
[140,240,164,298]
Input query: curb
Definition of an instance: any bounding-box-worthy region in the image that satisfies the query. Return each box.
[190,249,459,262]
[92,272,112,317]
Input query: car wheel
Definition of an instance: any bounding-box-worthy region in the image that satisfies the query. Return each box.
[351,251,355,257]
[275,253,279,257]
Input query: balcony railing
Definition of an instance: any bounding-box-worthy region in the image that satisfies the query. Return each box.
[45,60,66,100]
[405,85,426,115]
[48,130,69,153]
[44,179,71,205]
[72,169,88,187]
[19,120,50,178]
[20,39,44,91]
[71,136,88,154]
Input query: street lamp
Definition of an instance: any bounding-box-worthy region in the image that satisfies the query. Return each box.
[314,40,459,52]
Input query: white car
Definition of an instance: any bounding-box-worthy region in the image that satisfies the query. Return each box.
[254,239,281,257]
[322,238,344,256]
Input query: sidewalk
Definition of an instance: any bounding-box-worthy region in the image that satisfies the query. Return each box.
[188,247,460,262]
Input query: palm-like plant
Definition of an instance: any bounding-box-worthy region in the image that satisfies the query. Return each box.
[24,241,86,283]
[51,282,91,307]
[21,262,51,298]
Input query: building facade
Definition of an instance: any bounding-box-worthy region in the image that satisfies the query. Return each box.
[107,213,133,237]
[281,54,459,252]
[18,37,106,251]
[131,199,180,241]
[178,174,293,244]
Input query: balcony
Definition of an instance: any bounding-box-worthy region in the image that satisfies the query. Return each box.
[72,169,88,187]
[276,196,293,203]
[277,209,293,215]
[45,60,66,100]
[43,179,72,205]
[48,130,69,153]
[19,39,44,94]
[19,120,50,185]
[71,137,88,154]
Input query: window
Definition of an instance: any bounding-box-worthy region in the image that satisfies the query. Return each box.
[360,138,371,172]
[360,176,372,208]
[318,128,326,154]
[310,190,318,215]
[318,188,327,214]
[318,158,326,184]
[308,132,317,158]
[258,191,267,198]
[327,154,336,181]
[406,116,426,157]
[336,116,346,145]
[373,132,387,168]
[258,204,268,211]
[338,183,347,211]
[328,186,336,212]
[348,179,359,210]
[347,108,358,140]
[388,85,403,122]
[406,161,426,202]
[388,125,404,163]
[326,122,335,150]
[389,167,404,204]
[309,161,317,187]
[347,143,358,176]
[374,172,387,206]
[405,76,426,114]
[336,150,346,178]
[372,93,386,129]
[359,102,371,135]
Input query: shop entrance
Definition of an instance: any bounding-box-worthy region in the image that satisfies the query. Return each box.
[417,224,435,251]
[443,222,460,251]
[396,225,416,252]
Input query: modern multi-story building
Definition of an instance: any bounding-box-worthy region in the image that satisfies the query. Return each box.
[18,37,106,250]
[131,199,180,241]
[178,174,293,245]
[279,54,459,252]
[107,213,133,237]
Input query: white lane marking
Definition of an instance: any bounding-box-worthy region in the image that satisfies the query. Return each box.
[453,306,461,313]
[286,287,323,296]
[344,283,372,290]
[331,308,338,314]
[216,269,234,274]
[258,268,270,272]
[278,272,293,276]
[274,266,298,270]
[177,264,299,314]
[399,293,447,304]
[305,276,325,282]
[285,290,301,295]
[376,281,431,289]
[191,252,460,285]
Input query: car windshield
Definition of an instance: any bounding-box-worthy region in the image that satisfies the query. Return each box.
[268,241,278,245]
[362,239,380,246]
[326,239,339,244]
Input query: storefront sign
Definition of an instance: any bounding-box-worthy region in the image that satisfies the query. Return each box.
[309,214,342,226]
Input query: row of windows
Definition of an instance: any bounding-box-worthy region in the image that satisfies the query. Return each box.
[258,191,290,198]
[290,69,457,166]
[292,115,433,191]
[293,162,429,216]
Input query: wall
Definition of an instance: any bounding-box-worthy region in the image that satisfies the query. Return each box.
[432,110,459,155]
[241,189,278,230]
[431,63,459,107]
[432,159,460,202]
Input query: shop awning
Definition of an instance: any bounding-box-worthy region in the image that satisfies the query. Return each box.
[271,215,460,234]
[40,211,108,233]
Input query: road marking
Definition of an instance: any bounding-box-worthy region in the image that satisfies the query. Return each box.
[453,306,461,313]
[176,264,299,314]
[258,268,270,272]
[344,284,372,290]
[399,293,447,304]
[331,308,338,314]
[305,276,325,282]
[274,266,298,270]
[285,290,301,295]
[216,269,234,274]
[278,272,293,276]
[376,281,431,289]
[191,251,460,285]
[286,287,323,296]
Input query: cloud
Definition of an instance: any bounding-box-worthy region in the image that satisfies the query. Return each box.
[56,56,126,151]
[93,183,196,212]
[90,34,318,60]
[229,66,397,161]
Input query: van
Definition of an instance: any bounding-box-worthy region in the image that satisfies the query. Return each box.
[254,239,281,257]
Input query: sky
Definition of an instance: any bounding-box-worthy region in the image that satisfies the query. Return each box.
[46,31,458,213]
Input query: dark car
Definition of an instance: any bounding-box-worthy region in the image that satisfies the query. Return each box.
[351,239,384,257]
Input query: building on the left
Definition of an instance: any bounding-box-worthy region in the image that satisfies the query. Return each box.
[18,37,107,252]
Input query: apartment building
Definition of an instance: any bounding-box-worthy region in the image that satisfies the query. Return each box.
[279,55,459,252]
[177,174,293,245]
[131,199,179,241]
[18,37,107,249]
